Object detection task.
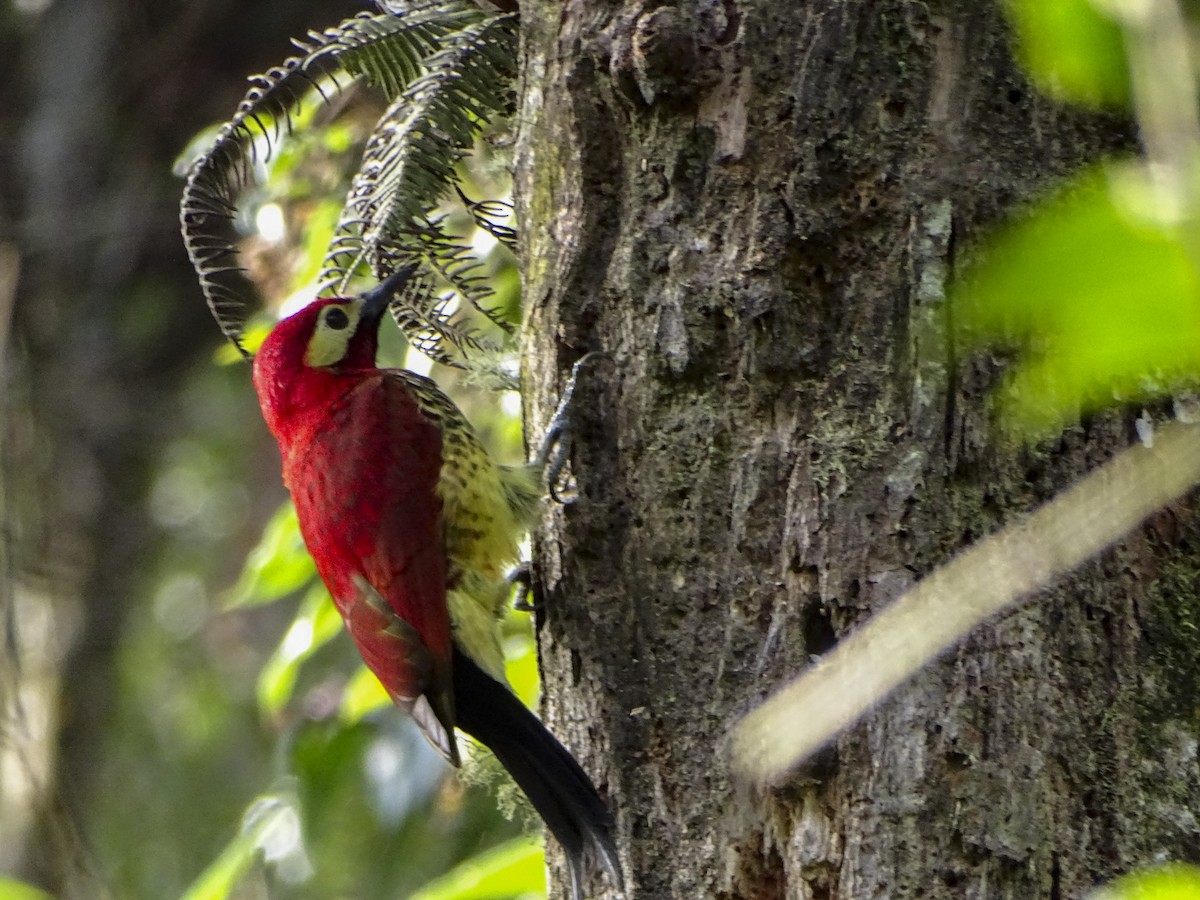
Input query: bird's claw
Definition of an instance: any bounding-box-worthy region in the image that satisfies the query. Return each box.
[536,351,609,505]
[509,564,535,612]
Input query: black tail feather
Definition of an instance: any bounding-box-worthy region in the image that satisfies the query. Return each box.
[452,648,622,899]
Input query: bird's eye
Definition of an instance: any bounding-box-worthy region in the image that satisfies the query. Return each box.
[325,307,350,331]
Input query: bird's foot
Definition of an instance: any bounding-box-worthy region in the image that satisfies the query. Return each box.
[536,351,609,504]
[509,563,535,612]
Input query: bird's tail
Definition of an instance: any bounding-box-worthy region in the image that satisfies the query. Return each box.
[452,648,623,900]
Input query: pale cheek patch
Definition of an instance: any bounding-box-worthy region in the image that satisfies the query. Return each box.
[305,306,360,367]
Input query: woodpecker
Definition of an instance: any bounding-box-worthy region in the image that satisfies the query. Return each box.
[251,269,621,899]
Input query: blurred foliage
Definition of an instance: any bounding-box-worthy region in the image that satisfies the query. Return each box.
[96,1,1200,899]
[35,7,542,899]
[1005,0,1130,107]
[961,0,1200,437]
[1093,863,1200,899]
[407,837,546,900]
[960,0,1200,887]
[83,355,277,899]
[169,85,538,897]
[955,165,1200,434]
[0,878,53,900]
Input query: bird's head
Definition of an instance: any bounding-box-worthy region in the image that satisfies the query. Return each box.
[252,267,416,438]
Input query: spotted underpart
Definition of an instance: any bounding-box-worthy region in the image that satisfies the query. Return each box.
[390,369,540,682]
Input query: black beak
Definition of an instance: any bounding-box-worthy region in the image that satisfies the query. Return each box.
[359,264,419,329]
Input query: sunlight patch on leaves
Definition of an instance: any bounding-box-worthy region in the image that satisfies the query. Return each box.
[258,584,343,717]
[1091,864,1200,900]
[227,502,315,608]
[503,634,539,711]
[340,664,394,723]
[0,879,53,900]
[407,835,547,900]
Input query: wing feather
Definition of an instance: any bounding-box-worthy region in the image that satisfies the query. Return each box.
[285,371,458,760]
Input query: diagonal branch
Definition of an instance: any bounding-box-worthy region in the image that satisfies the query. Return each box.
[731,422,1200,785]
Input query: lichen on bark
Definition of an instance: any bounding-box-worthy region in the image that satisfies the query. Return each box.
[513,2,1191,898]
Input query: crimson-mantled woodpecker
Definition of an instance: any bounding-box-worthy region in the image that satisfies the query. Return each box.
[252,270,621,899]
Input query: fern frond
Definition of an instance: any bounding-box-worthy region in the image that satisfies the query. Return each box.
[304,4,487,97]
[360,212,515,369]
[456,187,518,253]
[318,13,518,366]
[179,3,488,356]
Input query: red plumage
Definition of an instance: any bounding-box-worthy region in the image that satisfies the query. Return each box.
[254,299,453,718]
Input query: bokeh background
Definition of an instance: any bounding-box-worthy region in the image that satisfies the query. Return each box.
[0,1,541,897]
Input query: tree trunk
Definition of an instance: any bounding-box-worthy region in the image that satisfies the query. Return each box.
[516,2,1196,898]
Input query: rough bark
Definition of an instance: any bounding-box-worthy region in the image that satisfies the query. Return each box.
[516,2,1197,898]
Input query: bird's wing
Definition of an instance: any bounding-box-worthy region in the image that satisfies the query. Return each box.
[290,372,459,764]
[344,574,459,766]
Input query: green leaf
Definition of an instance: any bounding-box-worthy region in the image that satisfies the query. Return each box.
[178,831,258,900]
[408,835,546,900]
[340,664,392,723]
[1005,0,1130,107]
[180,788,312,900]
[294,198,347,289]
[257,583,342,716]
[503,633,539,710]
[0,878,54,900]
[1095,864,1200,899]
[955,163,1200,436]
[227,502,316,608]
